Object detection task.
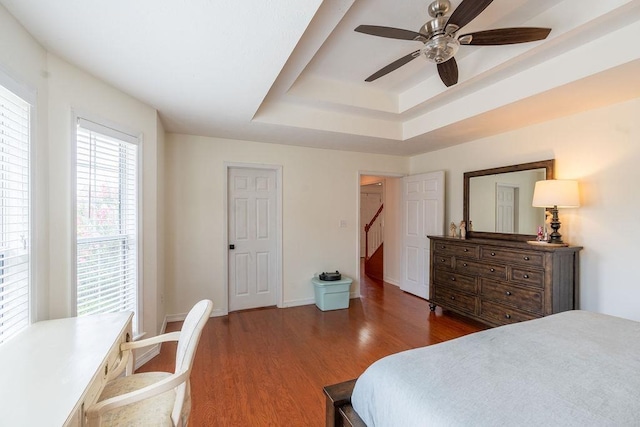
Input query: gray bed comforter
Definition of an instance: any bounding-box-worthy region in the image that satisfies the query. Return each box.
[352,310,640,426]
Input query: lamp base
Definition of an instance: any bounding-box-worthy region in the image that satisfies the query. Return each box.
[547,205,564,244]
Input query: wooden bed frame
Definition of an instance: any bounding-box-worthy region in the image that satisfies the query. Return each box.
[323,379,366,427]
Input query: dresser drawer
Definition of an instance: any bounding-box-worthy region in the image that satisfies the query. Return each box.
[479,300,539,325]
[433,270,477,294]
[456,259,507,281]
[433,287,477,315]
[433,254,454,271]
[480,279,543,314]
[480,247,543,267]
[509,267,544,288]
[433,241,479,258]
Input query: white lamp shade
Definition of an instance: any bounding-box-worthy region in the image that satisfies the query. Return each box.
[532,180,580,208]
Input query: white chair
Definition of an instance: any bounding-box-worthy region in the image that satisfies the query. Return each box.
[86,299,213,426]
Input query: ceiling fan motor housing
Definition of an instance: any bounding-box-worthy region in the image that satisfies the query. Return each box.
[421,15,447,37]
[421,1,459,64]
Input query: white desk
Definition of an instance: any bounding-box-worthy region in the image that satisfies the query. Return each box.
[0,312,133,426]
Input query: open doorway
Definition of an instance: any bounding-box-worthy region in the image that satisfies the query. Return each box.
[359,173,403,289]
[360,178,384,281]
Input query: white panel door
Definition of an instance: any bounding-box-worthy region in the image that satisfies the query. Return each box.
[228,168,277,311]
[401,171,444,299]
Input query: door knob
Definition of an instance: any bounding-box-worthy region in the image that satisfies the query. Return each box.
[229,244,235,250]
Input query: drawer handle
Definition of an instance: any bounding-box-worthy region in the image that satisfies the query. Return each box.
[463,263,468,267]
[490,268,495,272]
[450,277,456,281]
[464,248,469,252]
[440,245,446,249]
[523,256,530,261]
[450,296,456,300]
[490,252,496,256]
[505,314,511,319]
[440,258,446,263]
[505,291,512,296]
[523,274,529,279]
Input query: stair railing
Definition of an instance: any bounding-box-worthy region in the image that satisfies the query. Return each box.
[364,204,384,260]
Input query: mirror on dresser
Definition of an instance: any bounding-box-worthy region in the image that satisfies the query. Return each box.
[463,159,554,242]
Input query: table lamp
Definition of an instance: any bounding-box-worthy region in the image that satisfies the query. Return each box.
[532,179,580,244]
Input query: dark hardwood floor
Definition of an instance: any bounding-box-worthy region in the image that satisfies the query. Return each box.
[138,265,486,426]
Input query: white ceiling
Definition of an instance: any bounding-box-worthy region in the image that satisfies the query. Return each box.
[2,0,640,155]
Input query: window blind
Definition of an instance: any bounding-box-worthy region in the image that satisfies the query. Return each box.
[76,119,138,326]
[0,84,31,344]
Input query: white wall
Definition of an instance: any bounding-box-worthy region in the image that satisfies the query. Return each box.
[383,177,402,286]
[0,3,50,321]
[46,54,163,335]
[164,134,408,316]
[4,0,638,330]
[156,115,166,333]
[410,98,640,321]
[1,3,165,336]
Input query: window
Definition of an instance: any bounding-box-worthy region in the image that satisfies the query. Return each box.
[0,82,31,344]
[75,118,139,332]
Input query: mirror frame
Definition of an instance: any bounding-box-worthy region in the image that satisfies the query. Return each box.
[463,159,555,241]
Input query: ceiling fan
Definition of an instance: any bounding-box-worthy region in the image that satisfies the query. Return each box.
[355,0,551,87]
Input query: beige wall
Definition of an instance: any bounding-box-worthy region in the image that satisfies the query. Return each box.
[411,98,640,321]
[164,134,409,316]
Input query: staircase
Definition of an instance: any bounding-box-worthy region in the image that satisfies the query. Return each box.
[364,204,384,281]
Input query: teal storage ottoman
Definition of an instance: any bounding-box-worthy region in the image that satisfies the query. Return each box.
[311,276,352,311]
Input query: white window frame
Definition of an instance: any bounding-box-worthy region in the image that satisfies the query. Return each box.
[71,112,143,334]
[0,68,36,344]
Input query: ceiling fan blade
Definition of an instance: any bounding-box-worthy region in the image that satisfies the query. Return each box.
[365,50,421,82]
[459,27,551,45]
[437,57,458,87]
[446,0,494,32]
[355,25,425,41]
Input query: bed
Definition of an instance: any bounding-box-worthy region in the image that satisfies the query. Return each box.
[324,310,640,426]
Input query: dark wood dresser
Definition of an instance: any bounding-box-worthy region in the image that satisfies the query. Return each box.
[428,235,582,327]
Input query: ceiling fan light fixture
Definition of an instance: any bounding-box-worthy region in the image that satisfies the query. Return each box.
[422,35,459,64]
[355,0,552,85]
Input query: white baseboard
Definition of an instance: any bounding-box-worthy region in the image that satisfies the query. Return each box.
[165,312,185,322]
[134,345,160,370]
[383,276,400,287]
[159,317,168,335]
[165,307,226,323]
[281,293,359,308]
[280,297,315,308]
